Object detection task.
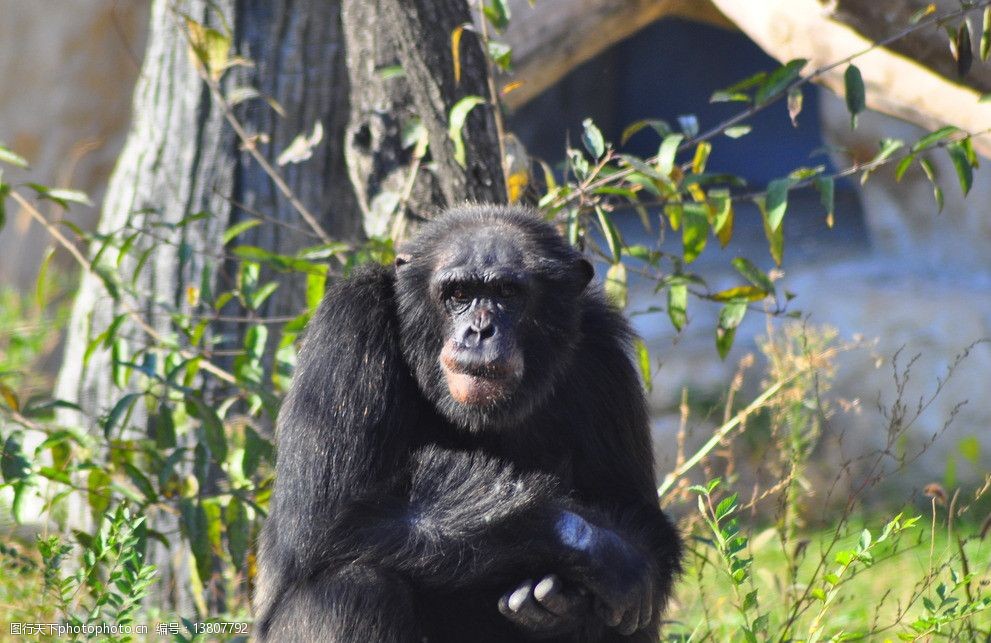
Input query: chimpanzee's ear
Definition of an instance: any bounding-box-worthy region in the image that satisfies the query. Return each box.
[394,253,412,270]
[574,258,594,290]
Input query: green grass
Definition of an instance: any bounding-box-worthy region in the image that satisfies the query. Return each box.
[667,513,990,641]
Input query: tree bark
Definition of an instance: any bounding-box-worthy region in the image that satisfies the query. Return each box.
[379,0,507,207]
[54,0,358,610]
[341,0,446,237]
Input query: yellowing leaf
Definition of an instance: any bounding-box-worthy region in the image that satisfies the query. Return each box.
[185,18,231,81]
[501,80,523,96]
[507,170,528,203]
[605,262,628,309]
[451,24,465,86]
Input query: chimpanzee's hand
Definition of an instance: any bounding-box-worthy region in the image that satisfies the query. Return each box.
[498,574,591,638]
[555,511,656,636]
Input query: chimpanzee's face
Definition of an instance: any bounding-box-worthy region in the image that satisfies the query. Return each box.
[394,210,593,432]
[429,227,529,407]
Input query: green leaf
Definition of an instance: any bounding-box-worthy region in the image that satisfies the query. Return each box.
[595,207,623,262]
[844,64,866,129]
[604,263,627,309]
[954,20,973,77]
[487,41,512,72]
[754,59,806,104]
[765,178,792,231]
[44,188,93,207]
[813,176,835,227]
[667,281,687,331]
[180,499,213,582]
[716,300,747,360]
[912,125,959,152]
[787,86,803,126]
[243,426,273,477]
[187,396,228,463]
[226,497,251,570]
[681,203,709,263]
[859,529,872,551]
[0,144,29,168]
[306,267,328,310]
[742,590,758,611]
[581,118,605,159]
[244,324,269,362]
[185,18,231,81]
[11,481,34,524]
[27,184,93,207]
[483,0,510,30]
[247,280,279,310]
[709,190,733,247]
[716,326,736,359]
[448,96,486,168]
[154,405,177,450]
[103,393,139,439]
[657,134,684,176]
[894,155,916,181]
[664,202,682,231]
[1,435,31,482]
[620,119,670,145]
[634,339,652,393]
[711,70,767,103]
[122,462,156,501]
[723,125,751,139]
[222,218,262,244]
[731,257,774,294]
[87,469,112,524]
[918,158,944,212]
[756,197,784,266]
[715,493,738,520]
[982,6,991,61]
[946,141,973,195]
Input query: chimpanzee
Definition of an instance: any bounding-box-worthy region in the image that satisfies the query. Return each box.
[253,205,681,642]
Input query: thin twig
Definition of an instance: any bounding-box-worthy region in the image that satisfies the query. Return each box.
[171,8,333,244]
[12,191,237,385]
[475,0,510,200]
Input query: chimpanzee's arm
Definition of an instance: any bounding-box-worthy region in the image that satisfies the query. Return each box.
[558,297,682,634]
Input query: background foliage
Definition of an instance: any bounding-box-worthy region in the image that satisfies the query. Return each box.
[1,1,990,640]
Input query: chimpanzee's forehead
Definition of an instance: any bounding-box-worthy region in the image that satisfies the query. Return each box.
[437,225,528,269]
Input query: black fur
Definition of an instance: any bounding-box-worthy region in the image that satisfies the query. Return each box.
[254,205,681,642]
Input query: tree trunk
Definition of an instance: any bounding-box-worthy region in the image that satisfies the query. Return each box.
[379,0,507,207]
[54,0,358,610]
[341,0,446,237]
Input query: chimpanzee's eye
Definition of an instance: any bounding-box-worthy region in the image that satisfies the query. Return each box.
[498,283,519,298]
[450,286,467,302]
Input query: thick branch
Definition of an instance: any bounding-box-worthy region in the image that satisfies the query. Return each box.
[709,0,991,157]
[498,0,733,109]
[379,0,506,207]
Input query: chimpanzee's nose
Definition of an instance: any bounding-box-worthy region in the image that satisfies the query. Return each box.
[462,309,495,346]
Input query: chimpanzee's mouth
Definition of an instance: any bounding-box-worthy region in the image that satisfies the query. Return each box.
[440,346,522,406]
